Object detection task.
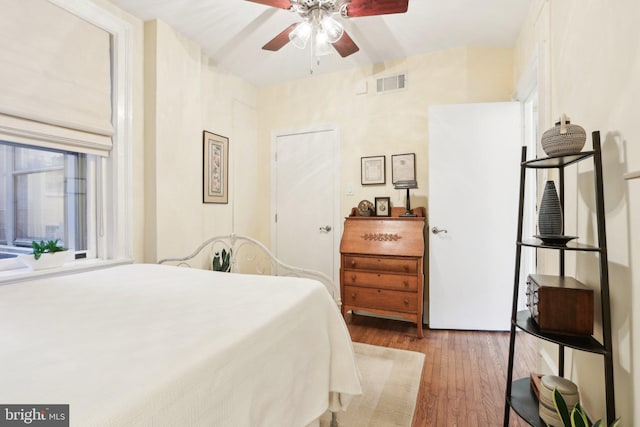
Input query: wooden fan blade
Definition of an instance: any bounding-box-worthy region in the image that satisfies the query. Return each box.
[245,0,292,9]
[332,31,359,57]
[345,0,409,17]
[262,23,298,51]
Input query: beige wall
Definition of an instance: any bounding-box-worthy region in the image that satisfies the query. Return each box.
[143,19,261,263]
[515,0,640,423]
[257,46,515,221]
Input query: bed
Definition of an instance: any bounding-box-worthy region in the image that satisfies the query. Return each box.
[0,235,361,426]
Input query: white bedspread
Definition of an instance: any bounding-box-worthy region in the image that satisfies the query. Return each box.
[0,264,361,426]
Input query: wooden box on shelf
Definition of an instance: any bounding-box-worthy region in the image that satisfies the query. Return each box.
[526,274,594,336]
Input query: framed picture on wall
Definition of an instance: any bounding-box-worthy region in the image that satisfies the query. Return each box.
[361,155,385,185]
[375,197,391,217]
[391,153,416,184]
[203,131,229,204]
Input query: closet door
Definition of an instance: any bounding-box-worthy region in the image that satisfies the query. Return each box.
[272,127,340,284]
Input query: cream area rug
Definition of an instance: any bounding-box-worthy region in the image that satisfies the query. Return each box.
[320,343,425,427]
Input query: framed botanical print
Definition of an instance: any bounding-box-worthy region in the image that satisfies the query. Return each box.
[203,131,229,204]
[391,153,416,184]
[375,197,391,217]
[361,155,386,185]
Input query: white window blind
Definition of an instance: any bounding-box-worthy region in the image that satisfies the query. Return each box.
[0,0,113,156]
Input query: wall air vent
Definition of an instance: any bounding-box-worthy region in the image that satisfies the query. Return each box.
[376,73,407,94]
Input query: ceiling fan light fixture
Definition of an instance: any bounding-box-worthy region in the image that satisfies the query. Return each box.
[321,15,344,43]
[255,0,411,64]
[289,21,312,49]
[315,33,334,56]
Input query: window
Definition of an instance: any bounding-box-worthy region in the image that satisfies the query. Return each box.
[0,0,133,279]
[0,141,92,256]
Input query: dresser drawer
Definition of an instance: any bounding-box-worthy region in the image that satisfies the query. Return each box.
[343,271,418,291]
[343,286,417,313]
[343,255,418,273]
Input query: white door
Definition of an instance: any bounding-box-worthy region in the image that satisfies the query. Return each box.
[272,127,340,283]
[428,102,521,330]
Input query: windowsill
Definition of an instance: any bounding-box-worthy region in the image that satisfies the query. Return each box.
[0,258,134,285]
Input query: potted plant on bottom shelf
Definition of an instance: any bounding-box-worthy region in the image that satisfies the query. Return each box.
[18,239,70,270]
[553,388,621,427]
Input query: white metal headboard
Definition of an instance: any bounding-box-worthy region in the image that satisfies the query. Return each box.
[158,234,339,306]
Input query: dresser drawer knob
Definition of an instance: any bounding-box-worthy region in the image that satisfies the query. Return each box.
[403,265,409,272]
[404,298,409,305]
[403,280,409,287]
[351,275,356,282]
[351,293,356,299]
[350,260,356,267]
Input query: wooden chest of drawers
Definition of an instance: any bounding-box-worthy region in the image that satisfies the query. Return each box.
[340,209,425,337]
[526,274,594,336]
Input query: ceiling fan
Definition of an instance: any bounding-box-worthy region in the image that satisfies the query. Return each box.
[247,0,409,58]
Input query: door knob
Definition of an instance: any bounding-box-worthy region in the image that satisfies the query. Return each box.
[319,225,332,233]
[431,226,448,234]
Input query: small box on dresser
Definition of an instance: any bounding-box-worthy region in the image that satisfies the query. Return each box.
[526,274,594,336]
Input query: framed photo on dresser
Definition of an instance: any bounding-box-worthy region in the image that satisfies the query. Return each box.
[375,197,391,216]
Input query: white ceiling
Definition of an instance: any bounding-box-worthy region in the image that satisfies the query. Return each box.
[108,0,533,87]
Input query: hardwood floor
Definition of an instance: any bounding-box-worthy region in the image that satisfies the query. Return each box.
[345,313,538,426]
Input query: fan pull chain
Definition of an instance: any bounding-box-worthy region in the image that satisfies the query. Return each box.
[309,30,315,74]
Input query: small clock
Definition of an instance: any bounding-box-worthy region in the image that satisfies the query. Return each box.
[357,200,373,216]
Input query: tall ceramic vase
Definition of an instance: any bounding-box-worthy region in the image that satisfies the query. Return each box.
[538,180,563,236]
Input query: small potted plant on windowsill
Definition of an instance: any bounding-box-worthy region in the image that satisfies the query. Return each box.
[18,239,70,271]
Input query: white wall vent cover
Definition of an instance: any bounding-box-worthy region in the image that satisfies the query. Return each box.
[376,73,407,94]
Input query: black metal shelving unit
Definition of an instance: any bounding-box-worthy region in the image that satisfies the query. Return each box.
[503,131,615,426]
